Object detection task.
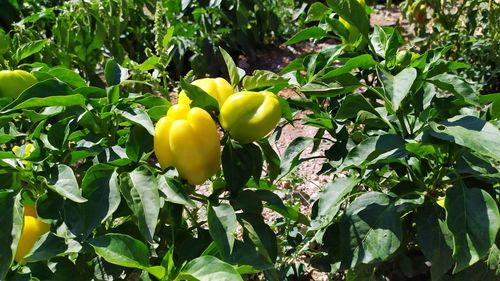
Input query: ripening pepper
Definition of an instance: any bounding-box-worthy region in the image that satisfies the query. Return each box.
[219,91,281,144]
[0,70,37,98]
[178,77,234,107]
[15,205,50,263]
[154,103,221,185]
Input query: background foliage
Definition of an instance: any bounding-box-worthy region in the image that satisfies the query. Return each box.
[0,0,499,280]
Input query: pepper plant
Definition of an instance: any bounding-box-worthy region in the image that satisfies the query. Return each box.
[0,48,304,280]
[279,0,500,279]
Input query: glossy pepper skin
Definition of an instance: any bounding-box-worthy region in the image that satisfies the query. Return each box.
[0,70,37,98]
[178,77,234,107]
[154,103,221,185]
[15,205,50,263]
[220,91,281,144]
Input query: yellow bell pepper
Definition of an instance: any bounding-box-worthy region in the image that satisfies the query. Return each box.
[0,70,37,98]
[178,77,234,107]
[154,103,221,185]
[15,205,50,263]
[219,91,281,144]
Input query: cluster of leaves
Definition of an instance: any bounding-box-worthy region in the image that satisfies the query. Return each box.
[276,0,500,279]
[1,0,499,280]
[0,45,314,280]
[0,0,308,86]
[399,0,500,93]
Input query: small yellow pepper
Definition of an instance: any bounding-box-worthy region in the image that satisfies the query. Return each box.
[154,103,221,185]
[219,91,281,144]
[15,205,50,263]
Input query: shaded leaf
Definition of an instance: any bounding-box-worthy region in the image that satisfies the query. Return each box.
[445,182,500,273]
[429,115,500,161]
[119,166,160,243]
[105,59,129,86]
[38,164,87,203]
[208,203,238,258]
[377,67,417,112]
[0,191,22,280]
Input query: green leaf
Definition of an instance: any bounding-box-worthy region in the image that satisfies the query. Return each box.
[340,134,406,170]
[162,26,175,48]
[222,141,263,193]
[429,73,479,106]
[14,40,48,62]
[158,175,195,207]
[301,82,358,98]
[116,107,155,136]
[486,244,500,275]
[38,164,87,203]
[1,79,83,114]
[377,67,417,112]
[25,233,72,262]
[286,27,327,45]
[305,2,331,22]
[326,0,369,39]
[137,56,160,71]
[80,164,121,238]
[278,136,314,179]
[47,117,74,150]
[322,54,377,79]
[208,203,238,258]
[242,70,288,91]
[0,29,10,55]
[161,246,176,280]
[180,78,219,112]
[126,125,153,162]
[370,25,388,58]
[0,123,25,144]
[335,94,379,120]
[491,100,500,120]
[257,139,281,182]
[337,192,403,267]
[107,85,120,104]
[119,166,160,243]
[416,203,453,280]
[255,190,309,225]
[239,213,278,263]
[429,115,500,161]
[47,67,87,88]
[0,191,22,280]
[228,241,274,273]
[312,177,360,230]
[445,182,500,273]
[219,47,241,88]
[90,233,164,278]
[105,59,129,86]
[177,256,243,281]
[384,28,403,67]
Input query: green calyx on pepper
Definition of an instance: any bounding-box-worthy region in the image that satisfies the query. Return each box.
[154,103,221,185]
[220,91,281,144]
